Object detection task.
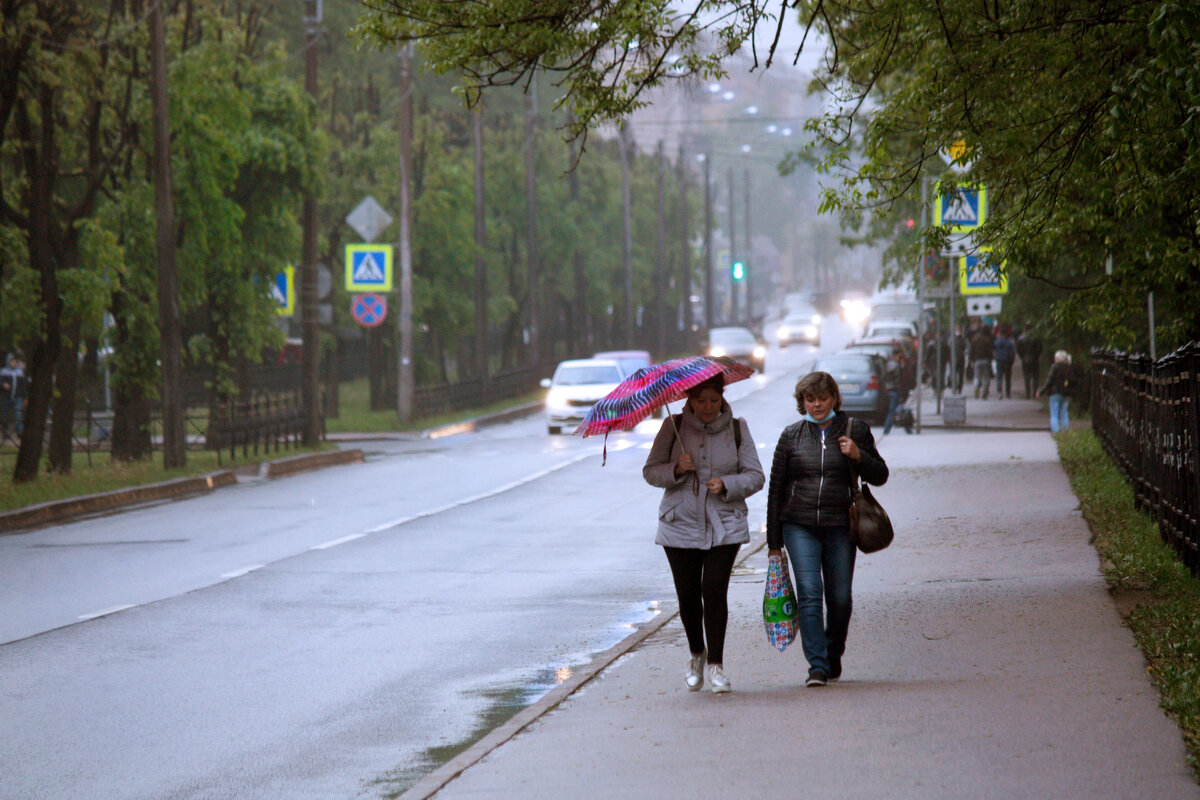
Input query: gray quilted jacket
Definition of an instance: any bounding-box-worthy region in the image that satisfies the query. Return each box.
[642,402,765,549]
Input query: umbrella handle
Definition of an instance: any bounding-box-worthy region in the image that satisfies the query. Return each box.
[668,413,700,495]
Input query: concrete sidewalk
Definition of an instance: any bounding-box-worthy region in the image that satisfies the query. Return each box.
[404,409,1197,799]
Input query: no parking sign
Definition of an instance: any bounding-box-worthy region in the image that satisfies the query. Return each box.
[352,293,387,328]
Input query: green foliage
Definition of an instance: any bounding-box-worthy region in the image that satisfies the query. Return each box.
[804,0,1200,352]
[354,0,779,138]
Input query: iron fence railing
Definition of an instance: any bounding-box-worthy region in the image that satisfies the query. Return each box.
[1091,343,1200,578]
[207,389,309,465]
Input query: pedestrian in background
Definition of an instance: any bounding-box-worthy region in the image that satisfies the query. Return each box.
[643,375,764,694]
[993,325,1016,399]
[0,352,26,441]
[970,325,994,399]
[881,346,913,436]
[951,325,969,393]
[1017,324,1044,398]
[1037,350,1074,433]
[766,371,889,687]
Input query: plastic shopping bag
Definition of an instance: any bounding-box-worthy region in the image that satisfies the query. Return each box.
[763,554,799,651]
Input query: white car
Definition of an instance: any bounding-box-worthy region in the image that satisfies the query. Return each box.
[865,319,919,340]
[777,306,822,347]
[540,358,625,435]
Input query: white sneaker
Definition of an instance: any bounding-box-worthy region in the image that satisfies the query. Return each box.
[686,651,705,691]
[707,664,732,693]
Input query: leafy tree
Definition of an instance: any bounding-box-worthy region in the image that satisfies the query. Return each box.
[0,0,138,481]
[358,0,1200,356]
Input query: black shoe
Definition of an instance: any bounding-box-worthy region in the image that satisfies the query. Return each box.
[828,656,842,680]
[806,669,828,687]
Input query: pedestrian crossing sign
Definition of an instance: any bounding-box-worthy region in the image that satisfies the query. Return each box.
[345,244,393,292]
[272,265,295,316]
[934,182,987,232]
[958,248,1008,295]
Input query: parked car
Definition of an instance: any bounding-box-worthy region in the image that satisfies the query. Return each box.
[592,350,652,377]
[845,335,916,363]
[813,352,888,424]
[777,306,822,347]
[540,358,625,435]
[868,300,923,328]
[865,319,919,341]
[703,326,766,372]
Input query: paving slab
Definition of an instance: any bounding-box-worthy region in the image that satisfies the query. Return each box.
[416,428,1197,800]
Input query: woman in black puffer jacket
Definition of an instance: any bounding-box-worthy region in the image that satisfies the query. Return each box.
[766,371,888,687]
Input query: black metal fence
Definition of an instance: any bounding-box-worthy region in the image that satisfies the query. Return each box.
[208,389,308,464]
[1091,343,1200,577]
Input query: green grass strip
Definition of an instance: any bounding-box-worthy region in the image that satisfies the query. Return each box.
[1056,429,1200,776]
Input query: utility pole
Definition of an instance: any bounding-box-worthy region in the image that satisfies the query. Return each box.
[396,44,414,422]
[300,0,322,445]
[524,78,540,365]
[678,143,693,341]
[655,140,666,357]
[703,156,713,334]
[743,167,752,326]
[569,128,589,352]
[728,168,736,325]
[473,108,488,391]
[619,123,634,348]
[150,0,185,467]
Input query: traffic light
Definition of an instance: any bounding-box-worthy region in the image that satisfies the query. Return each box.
[731,261,745,281]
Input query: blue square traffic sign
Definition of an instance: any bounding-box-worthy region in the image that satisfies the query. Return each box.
[345,244,394,292]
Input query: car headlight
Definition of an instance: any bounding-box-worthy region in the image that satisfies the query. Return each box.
[811,313,822,325]
[753,346,766,360]
[546,388,570,410]
[803,325,818,338]
[709,346,726,358]
[777,326,790,339]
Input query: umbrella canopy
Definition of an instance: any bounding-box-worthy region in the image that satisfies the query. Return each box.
[574,355,755,439]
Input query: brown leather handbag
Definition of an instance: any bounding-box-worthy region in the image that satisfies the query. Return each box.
[845,418,894,553]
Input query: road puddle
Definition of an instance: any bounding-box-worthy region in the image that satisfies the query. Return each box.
[371,600,663,797]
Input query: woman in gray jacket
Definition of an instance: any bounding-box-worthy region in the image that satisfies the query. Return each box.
[643,375,764,693]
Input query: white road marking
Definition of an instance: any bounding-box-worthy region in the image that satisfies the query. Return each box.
[220,564,264,579]
[78,604,135,621]
[364,450,600,534]
[310,534,366,550]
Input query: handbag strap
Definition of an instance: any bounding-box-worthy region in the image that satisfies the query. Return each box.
[844,416,862,492]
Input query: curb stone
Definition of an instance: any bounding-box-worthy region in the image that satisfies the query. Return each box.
[0,448,364,535]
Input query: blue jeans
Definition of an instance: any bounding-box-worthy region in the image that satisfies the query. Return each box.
[882,389,901,434]
[783,523,856,676]
[1049,393,1069,433]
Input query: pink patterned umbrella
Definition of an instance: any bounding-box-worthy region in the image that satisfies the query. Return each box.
[574,356,754,462]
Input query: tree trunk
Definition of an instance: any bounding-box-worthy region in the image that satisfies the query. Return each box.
[108,292,153,462]
[12,90,62,483]
[111,390,153,462]
[149,0,186,468]
[47,317,82,473]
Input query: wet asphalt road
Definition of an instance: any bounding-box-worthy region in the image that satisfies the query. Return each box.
[1,321,851,799]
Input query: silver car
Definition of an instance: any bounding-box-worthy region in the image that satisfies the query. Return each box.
[813,352,889,424]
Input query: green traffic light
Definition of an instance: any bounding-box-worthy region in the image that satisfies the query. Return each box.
[732,261,745,280]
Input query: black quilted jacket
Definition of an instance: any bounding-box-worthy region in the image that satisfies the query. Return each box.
[766,413,889,549]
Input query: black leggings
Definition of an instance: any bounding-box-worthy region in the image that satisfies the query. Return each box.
[663,544,740,664]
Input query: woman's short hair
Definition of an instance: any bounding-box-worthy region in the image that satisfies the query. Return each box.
[685,374,725,398]
[1054,349,1071,364]
[794,371,842,413]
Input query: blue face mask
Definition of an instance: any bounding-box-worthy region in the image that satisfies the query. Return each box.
[801,410,836,425]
